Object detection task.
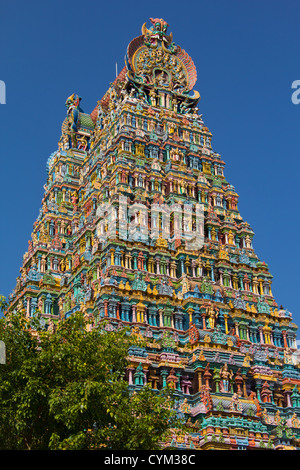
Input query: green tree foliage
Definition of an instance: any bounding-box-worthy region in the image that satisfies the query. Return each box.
[0,310,183,450]
[0,295,7,314]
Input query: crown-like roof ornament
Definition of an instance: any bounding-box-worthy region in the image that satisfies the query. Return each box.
[125,18,199,100]
[89,18,200,121]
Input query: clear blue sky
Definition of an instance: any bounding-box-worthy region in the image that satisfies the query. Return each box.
[0,0,299,330]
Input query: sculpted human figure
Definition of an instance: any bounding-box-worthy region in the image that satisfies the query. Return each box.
[220,363,233,392]
[206,302,219,329]
[230,393,241,412]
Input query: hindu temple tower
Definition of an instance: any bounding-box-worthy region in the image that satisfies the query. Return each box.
[7,18,300,450]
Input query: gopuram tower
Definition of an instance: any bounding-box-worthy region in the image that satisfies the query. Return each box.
[7,18,300,450]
